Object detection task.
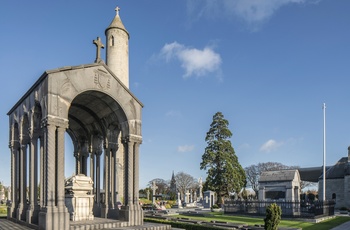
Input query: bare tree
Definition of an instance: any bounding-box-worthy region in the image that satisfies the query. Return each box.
[244,164,260,197]
[147,178,169,195]
[175,172,197,199]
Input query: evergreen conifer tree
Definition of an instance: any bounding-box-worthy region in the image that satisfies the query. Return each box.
[200,112,246,204]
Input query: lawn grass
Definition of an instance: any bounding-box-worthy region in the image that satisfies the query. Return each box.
[177,213,350,229]
[303,216,350,230]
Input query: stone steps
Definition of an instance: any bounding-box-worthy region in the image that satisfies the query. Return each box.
[69,219,173,230]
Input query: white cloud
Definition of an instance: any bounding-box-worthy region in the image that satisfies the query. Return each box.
[177,145,195,153]
[260,139,283,153]
[187,0,320,30]
[160,42,222,78]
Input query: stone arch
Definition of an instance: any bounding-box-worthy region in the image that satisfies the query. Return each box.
[32,102,43,136]
[67,90,128,143]
[8,64,144,228]
[21,114,30,145]
[66,89,137,218]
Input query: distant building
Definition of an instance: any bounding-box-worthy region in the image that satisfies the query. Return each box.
[318,147,350,209]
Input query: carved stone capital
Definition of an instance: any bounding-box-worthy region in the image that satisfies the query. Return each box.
[41,116,69,129]
[122,134,142,144]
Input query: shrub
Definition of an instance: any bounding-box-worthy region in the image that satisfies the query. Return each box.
[0,206,7,214]
[264,203,281,230]
[211,204,219,209]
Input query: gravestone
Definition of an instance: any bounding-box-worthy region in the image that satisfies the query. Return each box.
[185,190,190,204]
[177,192,182,208]
[203,191,216,209]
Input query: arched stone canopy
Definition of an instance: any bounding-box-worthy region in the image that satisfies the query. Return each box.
[7,63,144,229]
[68,90,126,143]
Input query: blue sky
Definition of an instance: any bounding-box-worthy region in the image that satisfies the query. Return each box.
[1,0,350,189]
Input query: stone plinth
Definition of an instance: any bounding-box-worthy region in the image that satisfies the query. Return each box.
[65,174,94,221]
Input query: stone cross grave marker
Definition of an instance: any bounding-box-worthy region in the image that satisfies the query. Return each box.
[151,181,158,204]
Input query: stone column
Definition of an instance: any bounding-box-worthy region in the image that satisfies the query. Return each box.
[8,141,17,218]
[114,157,119,206]
[56,126,67,210]
[133,140,143,225]
[127,140,134,206]
[74,149,81,175]
[102,148,110,218]
[110,148,116,209]
[90,152,95,192]
[27,137,39,223]
[45,123,56,207]
[40,136,45,208]
[95,152,101,206]
[17,143,27,221]
[81,142,89,176]
[33,139,38,209]
[120,137,131,222]
[119,135,143,226]
[38,119,69,230]
[133,142,140,205]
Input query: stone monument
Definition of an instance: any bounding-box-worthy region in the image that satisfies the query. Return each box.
[151,181,158,204]
[65,174,94,221]
[6,6,152,230]
[198,177,203,200]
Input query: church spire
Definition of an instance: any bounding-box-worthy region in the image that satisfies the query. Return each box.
[170,171,176,193]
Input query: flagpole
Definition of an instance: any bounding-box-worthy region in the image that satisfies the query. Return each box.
[323,103,326,201]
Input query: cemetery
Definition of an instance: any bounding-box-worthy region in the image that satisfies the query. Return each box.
[2,3,350,230]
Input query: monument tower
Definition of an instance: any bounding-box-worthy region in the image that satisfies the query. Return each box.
[105,6,130,88]
[6,7,160,230]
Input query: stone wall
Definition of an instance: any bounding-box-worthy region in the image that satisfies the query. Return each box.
[319,178,344,209]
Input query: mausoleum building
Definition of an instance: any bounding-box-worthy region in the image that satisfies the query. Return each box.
[259,169,301,201]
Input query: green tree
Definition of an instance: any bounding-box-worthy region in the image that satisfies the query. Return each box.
[200,112,246,204]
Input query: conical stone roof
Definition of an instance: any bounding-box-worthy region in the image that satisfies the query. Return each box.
[105,6,129,37]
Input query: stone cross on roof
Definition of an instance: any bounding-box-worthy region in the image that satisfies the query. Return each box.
[93,37,104,63]
[115,6,120,16]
